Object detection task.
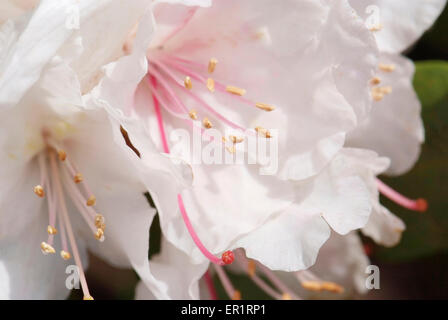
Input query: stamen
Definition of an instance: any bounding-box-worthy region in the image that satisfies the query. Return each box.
[376,178,427,212]
[74,173,83,184]
[214,264,240,300]
[297,270,345,294]
[86,195,96,207]
[60,250,71,260]
[50,151,92,299]
[226,86,246,96]
[208,58,218,73]
[255,126,272,138]
[94,228,105,242]
[369,24,383,32]
[150,75,233,265]
[247,260,256,277]
[255,102,275,112]
[40,241,56,254]
[47,225,58,235]
[94,214,105,228]
[379,63,396,72]
[34,185,45,197]
[206,78,215,92]
[203,117,213,129]
[58,150,67,161]
[229,136,244,144]
[188,109,198,120]
[184,76,192,89]
[370,77,381,85]
[83,296,94,300]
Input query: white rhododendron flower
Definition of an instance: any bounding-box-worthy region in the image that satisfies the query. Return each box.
[0,0,194,300]
[91,0,382,298]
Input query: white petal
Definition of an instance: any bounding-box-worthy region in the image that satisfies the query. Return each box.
[349,0,447,53]
[0,0,78,108]
[362,203,405,247]
[234,205,331,272]
[347,54,424,175]
[137,238,208,300]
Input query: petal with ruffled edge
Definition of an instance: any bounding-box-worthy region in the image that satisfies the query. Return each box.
[135,237,208,300]
[347,54,424,175]
[0,0,79,108]
[349,0,446,53]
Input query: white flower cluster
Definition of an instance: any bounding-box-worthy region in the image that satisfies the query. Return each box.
[0,0,445,300]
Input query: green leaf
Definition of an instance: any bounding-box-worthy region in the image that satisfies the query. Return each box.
[375,61,448,262]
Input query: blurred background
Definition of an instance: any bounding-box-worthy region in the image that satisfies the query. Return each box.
[70,7,448,300]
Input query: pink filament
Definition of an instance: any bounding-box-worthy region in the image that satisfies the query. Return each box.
[214,264,237,299]
[203,271,218,300]
[149,75,225,265]
[376,178,427,212]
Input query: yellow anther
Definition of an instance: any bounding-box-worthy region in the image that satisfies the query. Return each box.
[60,250,71,260]
[232,290,241,300]
[226,86,246,96]
[255,126,272,138]
[94,228,104,241]
[86,195,96,207]
[372,86,392,101]
[208,58,218,73]
[83,295,94,300]
[370,77,381,85]
[321,282,345,294]
[247,260,256,277]
[369,24,383,32]
[229,135,244,144]
[100,223,106,231]
[34,185,45,198]
[184,76,192,90]
[301,281,322,292]
[222,136,227,143]
[203,118,213,129]
[58,150,67,161]
[74,173,83,184]
[255,102,275,112]
[94,214,104,228]
[189,109,198,120]
[379,63,396,72]
[206,78,215,92]
[40,242,56,254]
[282,293,292,300]
[47,225,58,235]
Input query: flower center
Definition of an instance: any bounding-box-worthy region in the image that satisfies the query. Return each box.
[34,135,104,300]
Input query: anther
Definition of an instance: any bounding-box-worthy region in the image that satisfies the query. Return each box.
[47,225,58,235]
[184,76,192,90]
[189,109,198,120]
[247,260,256,277]
[282,293,292,300]
[226,146,236,154]
[94,228,105,241]
[321,282,344,294]
[83,295,94,300]
[232,290,241,300]
[74,173,83,184]
[226,86,246,96]
[60,250,71,260]
[94,214,104,228]
[40,242,56,255]
[369,24,383,32]
[208,58,218,73]
[379,63,396,72]
[301,281,322,291]
[255,102,275,112]
[370,77,381,85]
[203,118,213,129]
[86,195,96,207]
[34,185,45,198]
[230,136,244,144]
[58,150,67,161]
[206,78,215,92]
[255,126,272,138]
[221,251,234,265]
